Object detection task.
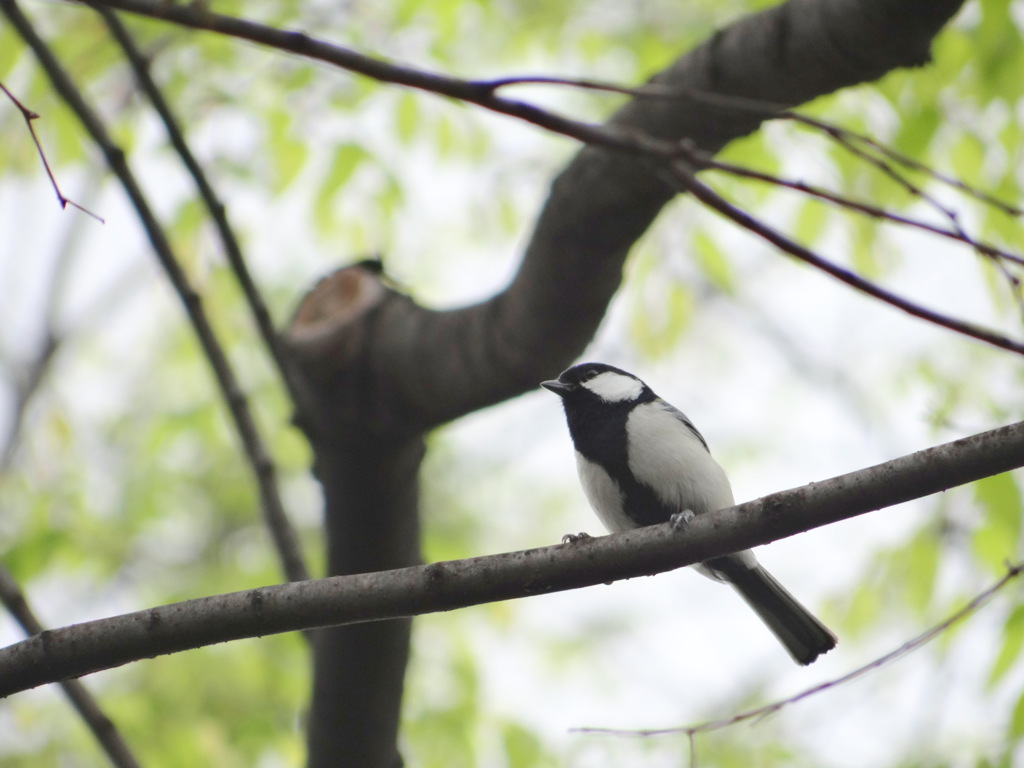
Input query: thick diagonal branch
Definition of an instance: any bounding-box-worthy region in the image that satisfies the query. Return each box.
[2,416,1022,698]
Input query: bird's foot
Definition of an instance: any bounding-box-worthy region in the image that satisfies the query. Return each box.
[669,509,695,531]
[561,531,593,544]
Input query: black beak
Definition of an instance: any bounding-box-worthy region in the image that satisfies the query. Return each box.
[541,379,573,397]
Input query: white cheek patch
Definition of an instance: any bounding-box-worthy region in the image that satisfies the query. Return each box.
[583,372,643,402]
[575,452,635,533]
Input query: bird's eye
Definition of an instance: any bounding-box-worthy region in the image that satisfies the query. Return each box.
[583,369,599,380]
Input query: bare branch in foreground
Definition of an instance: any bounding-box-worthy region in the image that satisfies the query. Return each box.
[64,0,1022,361]
[483,76,1024,224]
[2,417,1023,698]
[0,80,104,222]
[0,565,143,768]
[667,161,1024,355]
[1,0,310,584]
[573,561,1024,758]
[698,155,1024,268]
[786,112,1024,220]
[486,77,1024,316]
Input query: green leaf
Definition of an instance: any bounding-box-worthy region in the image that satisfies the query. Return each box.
[891,104,940,162]
[848,216,882,277]
[314,143,370,235]
[266,110,308,192]
[903,526,939,616]
[840,574,884,637]
[0,27,23,79]
[949,132,986,189]
[988,604,1024,688]
[502,722,552,768]
[792,199,829,247]
[626,254,693,358]
[1010,689,1024,740]
[692,231,734,292]
[972,473,1023,574]
[395,91,420,145]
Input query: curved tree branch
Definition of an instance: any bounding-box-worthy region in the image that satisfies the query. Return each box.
[1,416,1022,699]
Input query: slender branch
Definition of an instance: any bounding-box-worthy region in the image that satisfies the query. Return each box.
[0,79,104,222]
[0,565,143,768]
[67,0,682,152]
[667,88,1023,219]
[481,75,1024,222]
[0,0,310,584]
[699,155,1024,267]
[2,417,1023,698]
[481,77,1024,304]
[90,5,298,401]
[668,161,1024,355]
[67,0,1023,361]
[788,112,1024,219]
[479,75,1024,274]
[575,561,1024,746]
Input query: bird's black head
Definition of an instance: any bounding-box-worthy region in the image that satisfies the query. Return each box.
[540,362,652,405]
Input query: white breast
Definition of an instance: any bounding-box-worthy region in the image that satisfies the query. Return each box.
[574,451,636,533]
[625,401,734,516]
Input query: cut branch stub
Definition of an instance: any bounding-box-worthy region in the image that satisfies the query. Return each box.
[288,265,387,357]
[285,263,416,440]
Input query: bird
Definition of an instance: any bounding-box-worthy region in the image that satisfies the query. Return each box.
[541,362,836,665]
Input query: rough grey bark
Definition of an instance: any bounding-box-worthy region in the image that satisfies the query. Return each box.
[284,1,966,765]
[4,416,1024,698]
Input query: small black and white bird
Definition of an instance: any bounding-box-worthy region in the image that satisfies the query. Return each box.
[542,362,836,665]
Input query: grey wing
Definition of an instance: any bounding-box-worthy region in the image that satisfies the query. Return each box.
[656,398,710,452]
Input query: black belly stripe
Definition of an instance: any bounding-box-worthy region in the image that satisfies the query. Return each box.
[567,400,675,527]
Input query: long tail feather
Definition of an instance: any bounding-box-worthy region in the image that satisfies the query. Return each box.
[706,555,837,665]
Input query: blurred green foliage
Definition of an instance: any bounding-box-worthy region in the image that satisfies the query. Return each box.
[2,0,1024,767]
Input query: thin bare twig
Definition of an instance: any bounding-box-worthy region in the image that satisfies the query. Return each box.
[698,153,1024,324]
[696,153,1024,268]
[90,5,298,401]
[485,77,1024,308]
[667,160,1024,355]
[788,112,1023,219]
[1,80,105,222]
[791,118,1024,319]
[66,0,1024,356]
[1,0,310,584]
[481,77,1024,280]
[473,74,688,100]
[666,88,1023,219]
[485,75,1019,219]
[573,561,1024,760]
[0,565,143,768]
